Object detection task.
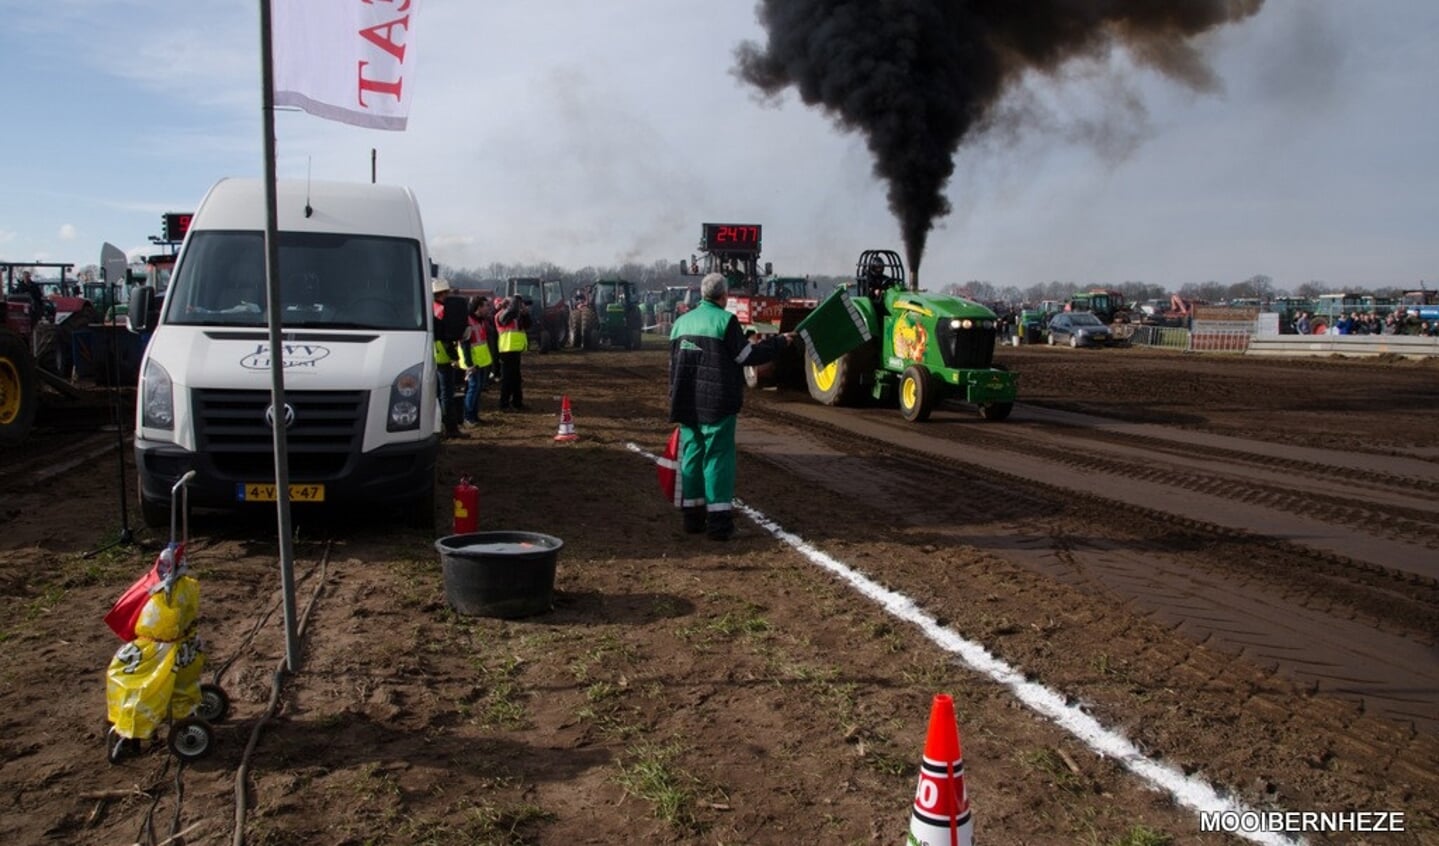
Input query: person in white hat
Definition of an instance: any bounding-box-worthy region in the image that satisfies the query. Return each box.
[431,278,463,438]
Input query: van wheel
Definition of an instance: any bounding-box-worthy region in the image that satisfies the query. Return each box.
[140,494,170,529]
[406,489,436,532]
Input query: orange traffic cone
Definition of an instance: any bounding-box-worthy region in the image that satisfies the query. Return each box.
[554,395,579,442]
[907,693,972,846]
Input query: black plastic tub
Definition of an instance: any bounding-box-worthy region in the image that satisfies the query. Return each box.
[435,532,563,619]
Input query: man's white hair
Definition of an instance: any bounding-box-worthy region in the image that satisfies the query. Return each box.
[700,272,727,302]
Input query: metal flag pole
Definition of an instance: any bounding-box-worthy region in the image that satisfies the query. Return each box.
[259,0,300,672]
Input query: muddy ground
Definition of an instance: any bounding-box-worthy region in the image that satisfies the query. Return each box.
[1,342,1436,845]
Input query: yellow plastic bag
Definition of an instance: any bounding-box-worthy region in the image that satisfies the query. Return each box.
[105,576,205,741]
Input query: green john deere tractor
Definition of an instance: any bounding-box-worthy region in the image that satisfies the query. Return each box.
[795,250,1017,422]
[586,278,644,350]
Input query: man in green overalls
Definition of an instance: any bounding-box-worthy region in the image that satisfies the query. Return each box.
[668,272,793,540]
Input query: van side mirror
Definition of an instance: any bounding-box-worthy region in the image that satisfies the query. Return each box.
[128,286,154,333]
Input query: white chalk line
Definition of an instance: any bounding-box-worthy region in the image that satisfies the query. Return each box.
[625,440,1304,846]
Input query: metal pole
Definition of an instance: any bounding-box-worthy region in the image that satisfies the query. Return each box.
[111,282,132,542]
[371,148,377,183]
[260,0,300,672]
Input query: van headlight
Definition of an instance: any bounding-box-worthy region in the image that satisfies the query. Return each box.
[141,359,174,430]
[387,363,423,432]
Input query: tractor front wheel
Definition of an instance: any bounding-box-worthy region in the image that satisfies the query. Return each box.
[898,364,936,422]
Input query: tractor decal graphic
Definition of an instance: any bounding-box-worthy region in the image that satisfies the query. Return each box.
[892,312,928,362]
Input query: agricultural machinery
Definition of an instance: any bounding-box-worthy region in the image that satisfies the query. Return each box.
[793,250,1017,422]
[676,222,818,386]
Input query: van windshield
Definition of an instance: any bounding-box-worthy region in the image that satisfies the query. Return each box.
[163,230,425,330]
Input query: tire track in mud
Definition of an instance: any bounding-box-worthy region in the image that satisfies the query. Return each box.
[757,395,1438,580]
[738,400,1439,733]
[999,439,1439,553]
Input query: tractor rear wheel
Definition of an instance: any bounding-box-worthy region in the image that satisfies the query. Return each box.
[581,311,599,350]
[979,401,1013,421]
[898,364,936,422]
[978,363,1014,421]
[805,343,873,407]
[0,330,38,446]
[744,364,772,390]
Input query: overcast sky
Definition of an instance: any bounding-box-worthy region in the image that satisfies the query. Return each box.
[1,0,1434,293]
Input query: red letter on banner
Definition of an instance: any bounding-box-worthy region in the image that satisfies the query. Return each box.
[357,61,403,107]
[358,16,409,62]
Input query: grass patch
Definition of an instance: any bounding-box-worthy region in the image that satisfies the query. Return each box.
[615,742,706,835]
[474,653,529,730]
[398,799,555,845]
[24,584,66,620]
[1100,825,1173,846]
[1019,747,1089,794]
[676,601,770,648]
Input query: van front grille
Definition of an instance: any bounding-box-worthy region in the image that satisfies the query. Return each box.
[192,389,367,479]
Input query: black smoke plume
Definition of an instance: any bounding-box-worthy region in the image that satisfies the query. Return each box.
[735,0,1264,279]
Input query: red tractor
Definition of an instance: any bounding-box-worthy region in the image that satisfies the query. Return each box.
[676,222,818,387]
[2,262,87,444]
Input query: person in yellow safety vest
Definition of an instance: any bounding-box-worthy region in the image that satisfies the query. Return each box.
[459,296,494,427]
[432,278,463,438]
[493,295,531,412]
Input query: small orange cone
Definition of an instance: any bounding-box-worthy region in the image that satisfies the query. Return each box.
[907,693,972,846]
[554,395,579,442]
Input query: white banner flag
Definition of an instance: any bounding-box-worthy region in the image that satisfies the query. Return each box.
[272,0,417,131]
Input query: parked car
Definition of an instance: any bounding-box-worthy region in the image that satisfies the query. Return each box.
[1046,311,1116,347]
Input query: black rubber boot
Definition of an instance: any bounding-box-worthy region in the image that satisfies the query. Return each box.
[706,511,735,541]
[683,506,706,534]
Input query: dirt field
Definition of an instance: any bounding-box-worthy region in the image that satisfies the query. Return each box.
[1,342,1436,845]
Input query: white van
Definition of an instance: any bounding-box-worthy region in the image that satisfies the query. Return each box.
[129,178,443,528]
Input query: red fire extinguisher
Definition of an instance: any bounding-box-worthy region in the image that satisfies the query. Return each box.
[453,474,479,534]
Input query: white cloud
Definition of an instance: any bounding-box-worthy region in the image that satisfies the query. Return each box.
[59,224,77,241]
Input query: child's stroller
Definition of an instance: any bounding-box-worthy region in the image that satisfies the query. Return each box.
[104,471,229,763]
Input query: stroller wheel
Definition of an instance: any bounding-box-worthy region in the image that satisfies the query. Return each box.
[197,683,230,723]
[106,726,140,765]
[168,718,213,761]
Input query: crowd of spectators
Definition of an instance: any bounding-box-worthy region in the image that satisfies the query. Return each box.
[1289,308,1435,337]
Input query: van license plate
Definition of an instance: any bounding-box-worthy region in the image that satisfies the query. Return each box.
[237,483,326,503]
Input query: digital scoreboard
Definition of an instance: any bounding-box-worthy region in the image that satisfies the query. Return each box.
[162,212,193,243]
[701,223,761,253]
